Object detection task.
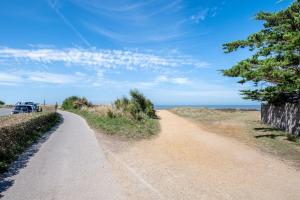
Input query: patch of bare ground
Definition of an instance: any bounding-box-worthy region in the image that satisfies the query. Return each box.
[95,110,300,200]
[171,107,300,169]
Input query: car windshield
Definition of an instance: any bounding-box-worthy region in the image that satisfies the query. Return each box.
[14,106,22,110]
[14,106,27,111]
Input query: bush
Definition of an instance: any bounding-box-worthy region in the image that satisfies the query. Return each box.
[0,112,60,172]
[62,96,92,110]
[0,100,4,106]
[114,89,156,120]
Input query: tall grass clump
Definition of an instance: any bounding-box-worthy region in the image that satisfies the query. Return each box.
[113,89,156,120]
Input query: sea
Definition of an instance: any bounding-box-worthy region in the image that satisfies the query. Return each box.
[155,105,261,110]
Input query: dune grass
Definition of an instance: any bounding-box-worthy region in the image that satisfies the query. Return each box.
[70,108,160,139]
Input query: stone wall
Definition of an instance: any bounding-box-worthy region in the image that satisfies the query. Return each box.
[261,103,300,136]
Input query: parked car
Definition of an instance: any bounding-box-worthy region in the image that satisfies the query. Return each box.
[24,102,39,111]
[11,105,35,114]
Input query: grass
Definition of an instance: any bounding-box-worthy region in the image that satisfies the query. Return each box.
[69,107,160,139]
[0,111,60,173]
[170,107,300,168]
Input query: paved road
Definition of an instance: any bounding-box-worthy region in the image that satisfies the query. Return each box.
[0,108,12,116]
[1,111,125,200]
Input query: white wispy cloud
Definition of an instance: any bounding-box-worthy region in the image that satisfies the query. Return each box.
[27,71,84,84]
[155,75,190,85]
[0,72,23,85]
[0,71,87,85]
[48,0,91,47]
[190,9,209,23]
[190,6,221,24]
[0,72,22,82]
[0,47,209,70]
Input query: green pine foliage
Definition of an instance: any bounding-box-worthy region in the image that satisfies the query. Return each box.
[222,0,300,103]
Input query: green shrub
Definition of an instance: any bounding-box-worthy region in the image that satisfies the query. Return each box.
[0,112,60,172]
[62,96,92,110]
[0,100,4,106]
[62,96,80,110]
[114,89,156,120]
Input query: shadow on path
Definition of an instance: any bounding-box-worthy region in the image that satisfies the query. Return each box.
[254,133,285,139]
[0,115,64,197]
[254,127,281,132]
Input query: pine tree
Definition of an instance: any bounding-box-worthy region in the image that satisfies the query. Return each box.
[223,0,300,103]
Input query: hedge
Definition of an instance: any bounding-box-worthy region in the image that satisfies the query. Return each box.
[0,112,60,172]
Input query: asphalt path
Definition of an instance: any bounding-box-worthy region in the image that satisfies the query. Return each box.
[0,108,12,116]
[1,111,125,200]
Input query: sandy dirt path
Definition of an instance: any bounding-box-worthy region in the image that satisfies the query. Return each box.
[1,111,125,200]
[96,110,300,200]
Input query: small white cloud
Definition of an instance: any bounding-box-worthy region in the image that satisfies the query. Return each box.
[156,75,168,82]
[194,61,211,68]
[190,9,209,23]
[190,7,221,24]
[172,77,189,84]
[155,75,190,85]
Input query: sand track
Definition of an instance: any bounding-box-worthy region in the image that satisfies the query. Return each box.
[97,110,300,200]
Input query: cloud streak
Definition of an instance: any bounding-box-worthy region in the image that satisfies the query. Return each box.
[0,47,209,70]
[0,71,87,85]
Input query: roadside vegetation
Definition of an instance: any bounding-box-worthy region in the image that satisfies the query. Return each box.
[0,111,60,172]
[171,107,300,168]
[62,90,160,139]
[0,100,5,107]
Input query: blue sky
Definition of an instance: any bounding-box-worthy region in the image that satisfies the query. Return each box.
[0,0,293,105]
